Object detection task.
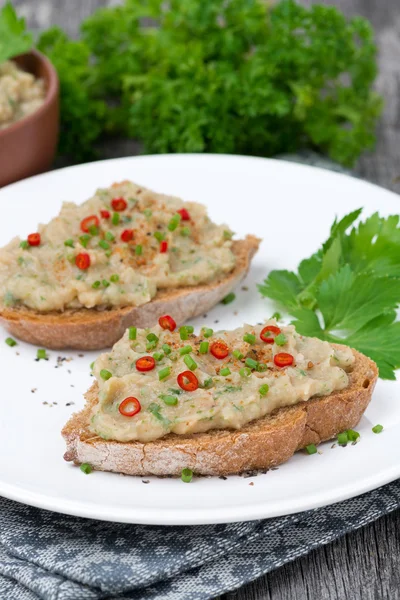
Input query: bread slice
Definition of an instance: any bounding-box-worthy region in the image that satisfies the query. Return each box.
[62,347,378,476]
[0,235,259,350]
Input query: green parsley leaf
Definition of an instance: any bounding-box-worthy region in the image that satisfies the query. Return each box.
[0,2,33,63]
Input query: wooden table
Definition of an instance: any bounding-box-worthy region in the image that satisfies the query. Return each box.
[10,1,400,598]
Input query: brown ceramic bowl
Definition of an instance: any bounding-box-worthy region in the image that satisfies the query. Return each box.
[0,49,59,188]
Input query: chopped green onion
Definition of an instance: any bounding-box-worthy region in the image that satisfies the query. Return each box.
[256,363,268,372]
[306,444,318,455]
[105,249,112,258]
[92,280,101,289]
[239,367,251,377]
[243,333,256,344]
[100,369,112,380]
[186,325,194,334]
[179,345,192,356]
[105,231,115,241]
[181,468,193,483]
[143,209,152,219]
[180,227,191,237]
[259,384,269,396]
[129,326,137,340]
[221,292,236,305]
[64,238,74,248]
[99,240,110,250]
[110,274,119,283]
[202,377,214,389]
[102,279,110,288]
[79,234,91,248]
[5,337,17,347]
[372,424,383,434]
[146,341,157,352]
[89,225,99,236]
[245,357,258,370]
[153,352,164,361]
[179,326,189,340]
[153,231,165,242]
[168,213,181,231]
[80,463,93,474]
[271,312,281,321]
[223,230,233,240]
[160,394,178,406]
[90,361,94,371]
[202,327,213,338]
[274,333,287,346]
[19,240,29,249]
[337,432,348,446]
[162,343,171,355]
[36,348,48,360]
[199,341,209,354]
[147,333,159,343]
[135,245,143,256]
[158,366,171,381]
[184,355,197,371]
[347,429,360,442]
[220,367,231,376]
[112,212,120,226]
[232,350,243,360]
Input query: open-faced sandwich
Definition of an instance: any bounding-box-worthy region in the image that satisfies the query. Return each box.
[0,181,259,349]
[63,318,378,476]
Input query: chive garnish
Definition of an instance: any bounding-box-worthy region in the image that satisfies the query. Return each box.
[64,239,74,248]
[19,240,29,249]
[181,468,193,483]
[5,337,17,347]
[143,209,152,219]
[245,357,258,370]
[159,366,171,381]
[153,352,164,361]
[256,363,268,372]
[162,343,171,355]
[80,463,93,474]
[306,444,318,455]
[168,213,181,231]
[184,355,197,371]
[239,367,252,377]
[202,377,214,388]
[135,245,143,255]
[92,280,101,289]
[179,345,192,356]
[100,369,112,380]
[79,234,91,248]
[347,429,360,442]
[199,341,209,354]
[180,227,191,237]
[129,326,137,340]
[179,326,189,341]
[274,333,287,346]
[154,231,165,242]
[372,424,383,434]
[99,240,110,250]
[112,212,120,225]
[102,279,110,288]
[259,384,269,396]
[221,292,235,305]
[186,325,194,334]
[147,333,159,343]
[223,230,233,240]
[202,327,213,338]
[232,349,243,360]
[90,361,94,370]
[88,225,99,236]
[160,394,178,406]
[110,274,119,283]
[243,333,256,344]
[220,367,231,376]
[337,432,348,446]
[105,231,115,241]
[146,341,157,352]
[36,349,48,360]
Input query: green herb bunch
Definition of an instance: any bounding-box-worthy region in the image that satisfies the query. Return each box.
[0,2,32,63]
[32,0,382,164]
[259,210,400,379]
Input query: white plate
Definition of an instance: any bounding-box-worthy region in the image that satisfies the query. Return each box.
[0,154,398,526]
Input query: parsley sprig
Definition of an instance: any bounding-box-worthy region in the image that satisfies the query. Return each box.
[258,210,400,379]
[0,2,32,64]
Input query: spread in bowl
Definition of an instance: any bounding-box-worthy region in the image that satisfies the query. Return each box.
[0,181,235,312]
[90,319,355,442]
[0,60,45,130]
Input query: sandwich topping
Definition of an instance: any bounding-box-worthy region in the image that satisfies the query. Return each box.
[0,181,235,312]
[90,319,355,443]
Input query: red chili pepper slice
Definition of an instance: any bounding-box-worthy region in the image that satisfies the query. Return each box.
[177,208,190,221]
[100,210,110,219]
[111,197,127,212]
[260,325,281,344]
[81,215,100,233]
[119,396,141,417]
[274,352,294,368]
[158,315,177,331]
[75,252,90,271]
[136,356,156,372]
[75,252,91,270]
[210,341,229,360]
[160,240,168,253]
[121,229,134,242]
[27,233,41,246]
[177,370,199,392]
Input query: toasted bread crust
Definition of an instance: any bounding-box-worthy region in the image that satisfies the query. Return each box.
[0,235,260,350]
[62,347,378,476]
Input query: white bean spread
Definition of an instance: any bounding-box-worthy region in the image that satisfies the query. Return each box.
[91,320,354,443]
